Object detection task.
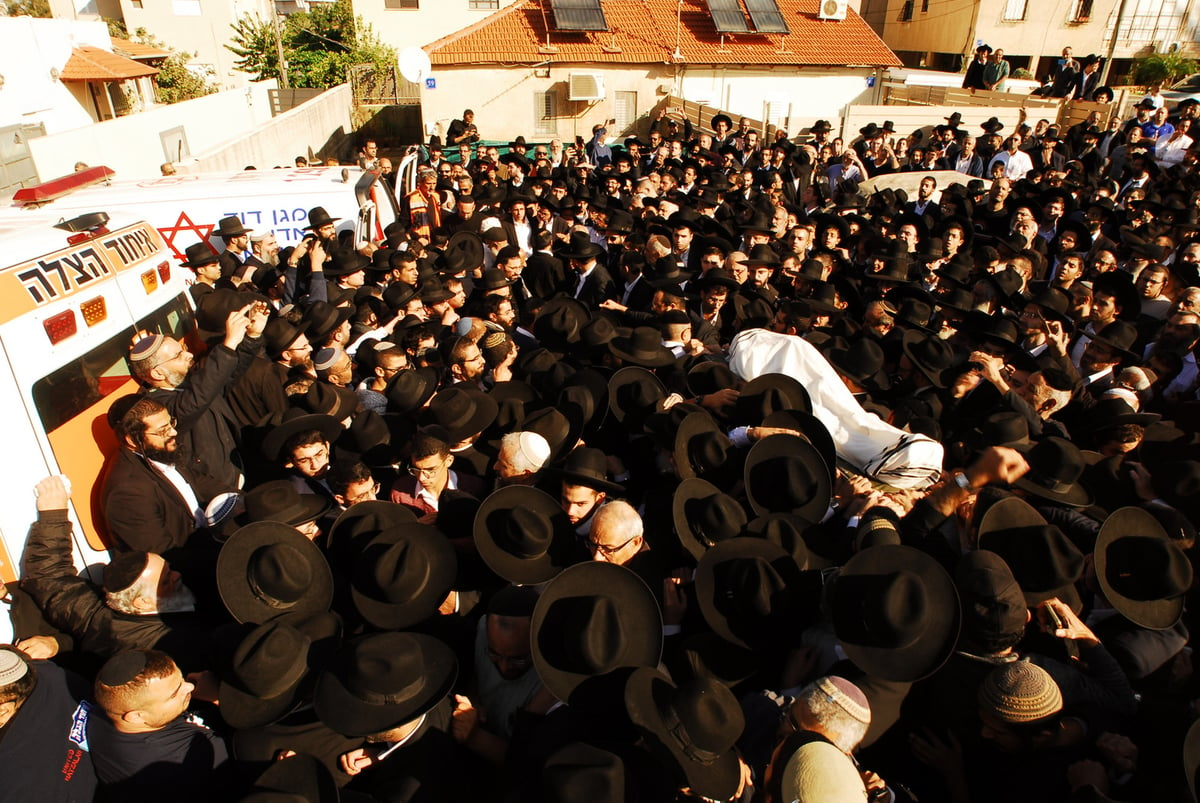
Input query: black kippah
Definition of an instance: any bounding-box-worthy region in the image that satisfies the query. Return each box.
[97,651,149,687]
[103,552,150,594]
[488,585,539,618]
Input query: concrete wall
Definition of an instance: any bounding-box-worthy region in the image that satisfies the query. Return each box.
[352,0,518,51]
[28,79,278,180]
[117,0,273,90]
[421,63,883,145]
[0,17,112,135]
[864,0,1119,65]
[182,83,354,172]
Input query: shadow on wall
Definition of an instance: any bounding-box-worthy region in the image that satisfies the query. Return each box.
[350,106,424,156]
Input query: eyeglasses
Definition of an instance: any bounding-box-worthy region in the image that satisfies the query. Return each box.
[486,648,532,668]
[148,417,178,438]
[586,534,638,557]
[293,446,329,467]
[344,482,381,505]
[408,461,446,478]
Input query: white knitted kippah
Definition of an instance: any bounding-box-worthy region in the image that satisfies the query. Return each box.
[516,431,552,470]
[0,650,29,686]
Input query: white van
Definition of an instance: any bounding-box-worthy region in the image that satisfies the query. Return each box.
[0,210,193,581]
[1,155,419,262]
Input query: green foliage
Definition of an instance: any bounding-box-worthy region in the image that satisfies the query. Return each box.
[105,17,128,38]
[1012,68,1033,80]
[226,0,395,89]
[1132,52,1199,87]
[4,0,50,17]
[134,30,218,105]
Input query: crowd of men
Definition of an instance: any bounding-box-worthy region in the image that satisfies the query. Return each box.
[4,92,1200,803]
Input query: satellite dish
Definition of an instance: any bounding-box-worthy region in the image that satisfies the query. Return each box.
[398,47,432,84]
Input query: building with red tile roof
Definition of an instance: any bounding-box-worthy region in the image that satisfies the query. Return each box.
[419,0,899,146]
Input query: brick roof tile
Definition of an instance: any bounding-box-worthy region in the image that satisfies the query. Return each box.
[426,0,899,68]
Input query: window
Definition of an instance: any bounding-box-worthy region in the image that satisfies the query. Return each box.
[131,0,143,7]
[469,0,499,7]
[921,0,929,11]
[384,0,418,7]
[1001,0,1027,21]
[534,90,558,137]
[614,91,637,132]
[898,0,914,21]
[1070,0,1093,21]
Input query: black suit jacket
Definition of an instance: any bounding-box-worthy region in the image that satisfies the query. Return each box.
[524,251,566,299]
[572,264,619,308]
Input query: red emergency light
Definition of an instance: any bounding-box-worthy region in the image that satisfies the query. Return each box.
[13,166,117,207]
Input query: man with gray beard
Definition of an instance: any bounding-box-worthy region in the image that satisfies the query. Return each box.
[22,475,212,673]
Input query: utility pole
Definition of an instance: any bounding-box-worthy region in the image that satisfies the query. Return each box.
[273,13,289,89]
[1100,0,1133,86]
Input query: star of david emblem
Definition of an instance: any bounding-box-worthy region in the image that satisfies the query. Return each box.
[158,211,215,261]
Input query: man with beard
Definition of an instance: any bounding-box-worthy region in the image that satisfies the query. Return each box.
[443,335,488,388]
[132,300,264,488]
[103,398,231,562]
[22,476,211,672]
[471,587,546,740]
[1148,311,1200,400]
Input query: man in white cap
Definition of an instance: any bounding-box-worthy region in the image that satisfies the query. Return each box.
[493,431,551,488]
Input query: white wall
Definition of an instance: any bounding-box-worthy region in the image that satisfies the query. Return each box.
[679,68,880,130]
[182,84,353,173]
[28,80,279,180]
[0,17,113,134]
[353,0,518,52]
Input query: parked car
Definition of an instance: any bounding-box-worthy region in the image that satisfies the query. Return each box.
[1162,73,1200,109]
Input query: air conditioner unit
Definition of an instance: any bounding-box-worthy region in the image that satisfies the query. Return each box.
[819,0,848,20]
[569,72,605,101]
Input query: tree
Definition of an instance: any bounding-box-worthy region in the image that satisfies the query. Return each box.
[1132,52,1199,87]
[4,0,50,17]
[226,0,395,89]
[133,29,218,105]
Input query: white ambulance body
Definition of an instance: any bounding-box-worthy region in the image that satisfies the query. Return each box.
[0,155,419,263]
[0,211,193,581]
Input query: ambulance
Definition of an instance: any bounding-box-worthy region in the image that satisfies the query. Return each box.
[0,209,190,581]
[0,152,420,580]
[2,155,419,262]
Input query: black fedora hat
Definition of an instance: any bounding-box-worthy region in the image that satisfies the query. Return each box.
[977,496,1085,611]
[474,485,578,585]
[263,318,305,359]
[384,365,440,415]
[563,232,606,261]
[182,241,219,269]
[303,301,354,345]
[420,386,498,442]
[624,668,744,802]
[673,411,735,481]
[442,230,485,275]
[734,372,812,425]
[673,477,748,561]
[901,330,955,388]
[542,742,626,803]
[1095,506,1192,630]
[324,249,370,278]
[242,479,331,527]
[831,544,960,682]
[532,562,662,701]
[351,523,457,630]
[193,287,262,343]
[218,620,313,729]
[1086,320,1140,364]
[744,512,816,570]
[244,752,339,803]
[315,631,456,737]
[761,409,838,486]
[306,206,340,230]
[694,537,805,649]
[609,326,676,368]
[826,335,890,392]
[1012,436,1092,507]
[557,446,625,495]
[743,434,832,522]
[325,500,417,569]
[608,366,668,425]
[694,268,741,292]
[261,410,343,464]
[299,382,359,421]
[1084,398,1160,433]
[216,215,252,238]
[1026,285,1074,325]
[217,522,334,624]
